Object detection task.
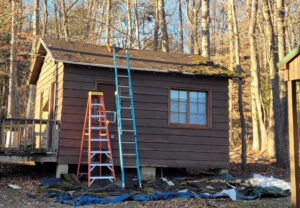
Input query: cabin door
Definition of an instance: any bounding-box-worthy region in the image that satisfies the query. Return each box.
[96,82,116,112]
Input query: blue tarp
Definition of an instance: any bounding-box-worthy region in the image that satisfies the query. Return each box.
[47,192,196,206]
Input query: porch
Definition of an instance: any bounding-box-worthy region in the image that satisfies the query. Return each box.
[0,118,59,163]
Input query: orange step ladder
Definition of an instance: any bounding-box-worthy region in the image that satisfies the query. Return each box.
[77,91,115,186]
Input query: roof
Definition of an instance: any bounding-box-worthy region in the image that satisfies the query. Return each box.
[278,45,300,70]
[29,38,237,84]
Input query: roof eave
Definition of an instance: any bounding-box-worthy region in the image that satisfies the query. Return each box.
[278,45,300,70]
[54,58,236,79]
[29,39,48,85]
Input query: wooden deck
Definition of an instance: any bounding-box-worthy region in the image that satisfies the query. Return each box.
[0,118,59,163]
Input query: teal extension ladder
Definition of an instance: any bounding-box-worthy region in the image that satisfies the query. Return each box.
[113,48,142,188]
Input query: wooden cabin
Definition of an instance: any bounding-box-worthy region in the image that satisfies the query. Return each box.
[27,38,235,177]
[279,45,300,208]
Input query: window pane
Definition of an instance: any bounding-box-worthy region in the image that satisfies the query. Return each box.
[198,103,206,114]
[171,90,178,100]
[198,114,206,125]
[171,101,179,112]
[179,113,186,124]
[198,92,206,103]
[190,92,197,102]
[179,91,187,101]
[190,114,198,124]
[190,102,197,113]
[179,101,186,112]
[170,112,179,123]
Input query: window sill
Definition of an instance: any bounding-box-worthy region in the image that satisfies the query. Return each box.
[168,123,212,130]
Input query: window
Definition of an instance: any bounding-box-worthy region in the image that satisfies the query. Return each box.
[169,89,209,127]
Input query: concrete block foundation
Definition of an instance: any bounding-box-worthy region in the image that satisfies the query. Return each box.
[56,164,69,178]
[141,167,156,181]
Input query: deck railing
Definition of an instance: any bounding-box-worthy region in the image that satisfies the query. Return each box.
[0,118,59,154]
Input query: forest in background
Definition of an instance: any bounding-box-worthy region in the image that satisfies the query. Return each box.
[0,0,299,169]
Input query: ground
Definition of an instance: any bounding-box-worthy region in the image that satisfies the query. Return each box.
[0,162,292,208]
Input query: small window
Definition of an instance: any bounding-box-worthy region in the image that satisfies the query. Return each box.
[169,89,209,127]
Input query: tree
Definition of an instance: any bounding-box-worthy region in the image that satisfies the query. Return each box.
[201,0,210,58]
[133,0,140,49]
[126,0,132,48]
[42,0,48,37]
[249,0,268,153]
[7,0,18,118]
[276,0,289,168]
[158,0,168,52]
[186,0,201,54]
[26,0,40,119]
[153,0,159,50]
[105,0,111,45]
[228,0,247,169]
[60,0,69,41]
[261,0,280,158]
[178,0,184,53]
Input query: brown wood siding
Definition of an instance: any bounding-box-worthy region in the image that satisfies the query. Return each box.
[58,64,229,168]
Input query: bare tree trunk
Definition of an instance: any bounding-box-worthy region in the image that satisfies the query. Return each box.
[192,6,199,55]
[262,0,280,159]
[126,0,132,48]
[201,0,210,58]
[178,0,184,53]
[158,0,169,52]
[276,0,288,168]
[186,0,200,54]
[153,0,159,50]
[54,0,60,39]
[60,0,69,41]
[97,0,106,43]
[33,0,40,38]
[105,0,111,45]
[249,0,267,152]
[8,0,17,118]
[228,0,247,169]
[41,0,48,37]
[134,0,140,49]
[86,0,94,39]
[251,96,260,152]
[26,0,39,119]
[227,0,235,147]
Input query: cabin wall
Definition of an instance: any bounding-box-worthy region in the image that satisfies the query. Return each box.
[288,55,300,80]
[58,64,229,168]
[34,56,64,121]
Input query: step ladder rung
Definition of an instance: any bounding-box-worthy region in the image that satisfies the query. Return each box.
[88,127,106,130]
[91,115,105,118]
[90,176,114,180]
[120,96,130,99]
[118,75,128,78]
[90,138,109,142]
[119,85,129,88]
[90,163,113,167]
[91,104,104,107]
[90,150,110,154]
[124,166,136,168]
[122,142,135,144]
